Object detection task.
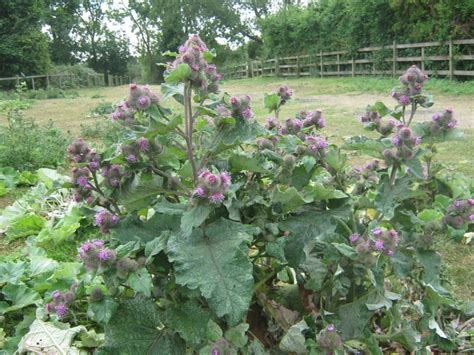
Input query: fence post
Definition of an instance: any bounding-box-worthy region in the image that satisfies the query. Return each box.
[296,55,301,77]
[46,74,50,89]
[351,57,355,77]
[392,40,397,77]
[336,54,340,76]
[16,75,20,87]
[449,39,454,80]
[320,51,323,78]
[261,60,265,77]
[421,47,425,71]
[31,77,35,90]
[247,60,252,78]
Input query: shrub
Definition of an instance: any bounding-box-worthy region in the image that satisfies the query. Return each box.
[7,36,473,354]
[0,110,69,170]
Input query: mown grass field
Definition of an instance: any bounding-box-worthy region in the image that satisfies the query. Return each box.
[0,76,473,299]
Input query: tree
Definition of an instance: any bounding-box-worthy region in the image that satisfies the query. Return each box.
[44,0,82,65]
[0,0,51,78]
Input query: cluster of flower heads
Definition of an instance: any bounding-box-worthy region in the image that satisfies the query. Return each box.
[296,135,329,161]
[94,209,119,234]
[194,169,231,204]
[350,227,399,257]
[229,95,254,120]
[391,65,428,105]
[301,110,326,130]
[317,324,343,354]
[383,125,421,163]
[171,34,221,94]
[110,84,160,124]
[266,110,325,134]
[359,110,395,136]
[101,164,127,188]
[444,199,474,229]
[121,136,163,165]
[71,167,94,203]
[78,240,139,278]
[430,108,457,135]
[44,284,77,320]
[277,84,293,106]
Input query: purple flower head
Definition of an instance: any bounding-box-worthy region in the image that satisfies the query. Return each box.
[469,214,474,222]
[454,200,462,209]
[194,186,206,197]
[399,95,410,106]
[413,136,421,146]
[372,227,383,237]
[55,303,68,318]
[97,248,113,262]
[211,348,220,355]
[386,249,394,257]
[388,229,398,239]
[220,171,231,188]
[136,95,151,110]
[432,113,441,122]
[349,233,360,244]
[77,176,89,187]
[89,161,99,170]
[126,154,138,163]
[326,324,336,332]
[468,199,474,206]
[241,107,253,120]
[446,120,457,129]
[52,290,62,300]
[92,239,105,248]
[137,137,150,152]
[374,239,385,251]
[216,105,231,118]
[45,303,54,314]
[209,192,225,204]
[94,210,108,226]
[230,96,239,107]
[316,118,326,128]
[391,135,401,147]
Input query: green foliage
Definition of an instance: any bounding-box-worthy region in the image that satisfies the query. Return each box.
[0,110,68,170]
[1,37,473,354]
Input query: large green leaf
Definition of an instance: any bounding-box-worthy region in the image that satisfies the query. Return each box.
[119,173,164,211]
[279,320,308,354]
[341,136,385,158]
[264,93,279,112]
[0,283,41,314]
[375,177,414,220]
[88,297,119,326]
[164,63,191,84]
[229,153,269,174]
[336,291,376,339]
[100,298,184,354]
[280,205,351,267]
[165,300,211,345]
[126,268,153,297]
[5,213,46,241]
[167,218,257,325]
[220,120,264,147]
[271,186,310,214]
[180,205,212,237]
[111,213,180,244]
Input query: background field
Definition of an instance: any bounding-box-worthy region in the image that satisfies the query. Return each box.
[0,76,473,299]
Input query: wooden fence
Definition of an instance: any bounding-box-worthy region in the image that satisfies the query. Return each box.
[222,39,474,80]
[0,73,131,89]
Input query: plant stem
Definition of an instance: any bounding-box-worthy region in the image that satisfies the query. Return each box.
[389,161,398,186]
[184,83,198,181]
[253,268,279,293]
[151,166,191,195]
[406,102,417,127]
[91,171,120,214]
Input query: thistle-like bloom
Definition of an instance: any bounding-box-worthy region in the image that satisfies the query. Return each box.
[194,169,231,205]
[55,303,68,318]
[349,233,360,243]
[209,192,225,204]
[374,239,385,251]
[94,210,119,234]
[137,137,150,152]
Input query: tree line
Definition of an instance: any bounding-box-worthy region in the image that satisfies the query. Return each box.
[1,0,472,84]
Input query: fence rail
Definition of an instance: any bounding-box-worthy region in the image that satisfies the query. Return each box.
[0,73,131,89]
[222,39,474,80]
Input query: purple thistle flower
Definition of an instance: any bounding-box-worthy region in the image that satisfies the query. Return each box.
[386,249,394,257]
[391,136,401,147]
[317,118,326,128]
[454,200,462,209]
[349,233,360,243]
[126,154,138,163]
[372,227,383,237]
[89,161,99,170]
[413,136,421,146]
[374,239,385,251]
[55,303,68,318]
[446,120,457,129]
[468,199,474,206]
[326,324,336,332]
[136,95,151,110]
[230,96,239,106]
[220,171,231,188]
[432,113,441,122]
[52,290,62,300]
[399,95,410,106]
[194,186,206,197]
[209,192,225,204]
[241,107,253,120]
[388,229,398,238]
[45,302,54,314]
[469,214,474,222]
[77,176,89,187]
[94,210,107,226]
[92,239,105,248]
[137,137,150,152]
[97,249,113,261]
